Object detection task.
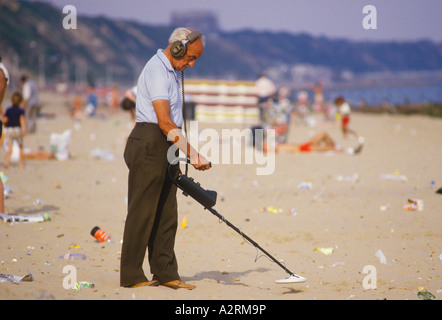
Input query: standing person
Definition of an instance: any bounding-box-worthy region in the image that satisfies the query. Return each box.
[20,74,39,133]
[0,55,10,213]
[120,27,211,290]
[335,96,358,139]
[108,83,120,114]
[3,92,26,168]
[121,86,137,126]
[255,73,276,121]
[85,84,98,117]
[312,81,324,114]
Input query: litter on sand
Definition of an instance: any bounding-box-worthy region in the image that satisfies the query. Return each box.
[0,212,51,223]
[0,273,34,284]
[380,172,408,181]
[314,247,334,255]
[180,216,188,229]
[417,288,435,300]
[89,148,115,161]
[375,249,387,264]
[74,281,95,291]
[259,206,283,214]
[402,198,424,211]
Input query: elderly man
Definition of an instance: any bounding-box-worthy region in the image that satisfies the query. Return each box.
[120,28,211,290]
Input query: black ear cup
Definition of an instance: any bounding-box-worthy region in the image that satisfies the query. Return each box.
[171,41,187,58]
[170,30,202,58]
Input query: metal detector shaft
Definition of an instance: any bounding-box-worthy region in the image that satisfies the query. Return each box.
[206,206,296,277]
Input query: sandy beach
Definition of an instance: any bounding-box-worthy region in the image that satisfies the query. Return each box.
[0,90,440,301]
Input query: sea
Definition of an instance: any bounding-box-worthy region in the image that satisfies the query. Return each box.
[320,83,442,107]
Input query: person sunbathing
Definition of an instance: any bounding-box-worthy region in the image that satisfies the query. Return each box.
[264,131,364,155]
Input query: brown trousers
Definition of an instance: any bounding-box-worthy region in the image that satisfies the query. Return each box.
[120,123,180,287]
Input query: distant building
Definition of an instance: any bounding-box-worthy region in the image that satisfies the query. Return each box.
[170,11,220,34]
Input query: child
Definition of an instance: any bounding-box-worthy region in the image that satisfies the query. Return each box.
[335,96,358,139]
[3,92,26,168]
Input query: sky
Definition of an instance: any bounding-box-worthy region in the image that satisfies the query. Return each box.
[36,0,442,42]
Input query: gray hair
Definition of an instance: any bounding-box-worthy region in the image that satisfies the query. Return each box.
[168,27,205,47]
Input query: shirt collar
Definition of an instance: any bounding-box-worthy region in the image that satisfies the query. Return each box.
[157,49,175,74]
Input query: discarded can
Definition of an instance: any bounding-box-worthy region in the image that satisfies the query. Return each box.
[417,289,435,300]
[91,226,113,243]
[75,281,95,291]
[403,198,424,211]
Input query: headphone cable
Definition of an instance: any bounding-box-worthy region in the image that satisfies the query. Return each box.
[181,71,189,176]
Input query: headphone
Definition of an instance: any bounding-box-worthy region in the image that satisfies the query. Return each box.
[170,30,203,58]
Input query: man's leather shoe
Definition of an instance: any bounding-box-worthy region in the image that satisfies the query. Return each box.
[129,280,159,288]
[160,280,196,290]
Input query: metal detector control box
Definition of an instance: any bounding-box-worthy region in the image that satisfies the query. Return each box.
[176,175,217,209]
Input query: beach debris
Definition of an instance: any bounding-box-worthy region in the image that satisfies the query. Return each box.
[74,281,95,291]
[59,253,86,260]
[314,247,334,255]
[259,206,283,214]
[0,212,51,223]
[331,261,345,267]
[50,129,71,161]
[0,171,8,182]
[380,204,391,211]
[435,187,442,195]
[287,208,297,216]
[402,198,424,211]
[0,273,34,284]
[335,173,359,183]
[180,216,188,229]
[375,249,387,264]
[3,182,13,198]
[298,181,312,189]
[417,288,435,300]
[380,171,408,181]
[89,148,115,161]
[91,226,114,243]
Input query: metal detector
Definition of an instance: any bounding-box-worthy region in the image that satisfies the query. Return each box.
[168,159,307,284]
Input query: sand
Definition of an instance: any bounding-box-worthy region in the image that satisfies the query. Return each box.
[0,90,441,301]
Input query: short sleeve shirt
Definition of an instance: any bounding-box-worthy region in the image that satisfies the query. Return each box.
[5,107,25,127]
[136,49,183,127]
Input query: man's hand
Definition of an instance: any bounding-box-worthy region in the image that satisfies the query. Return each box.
[190,152,211,171]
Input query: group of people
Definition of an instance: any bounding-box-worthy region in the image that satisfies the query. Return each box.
[255,73,363,155]
[0,56,40,170]
[0,56,39,213]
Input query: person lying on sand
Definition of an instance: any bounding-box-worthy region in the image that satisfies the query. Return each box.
[263,131,364,155]
[23,150,55,160]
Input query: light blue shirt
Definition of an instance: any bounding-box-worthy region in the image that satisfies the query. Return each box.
[136,49,183,127]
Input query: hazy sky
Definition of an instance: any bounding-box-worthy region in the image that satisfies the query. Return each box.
[37,0,442,42]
